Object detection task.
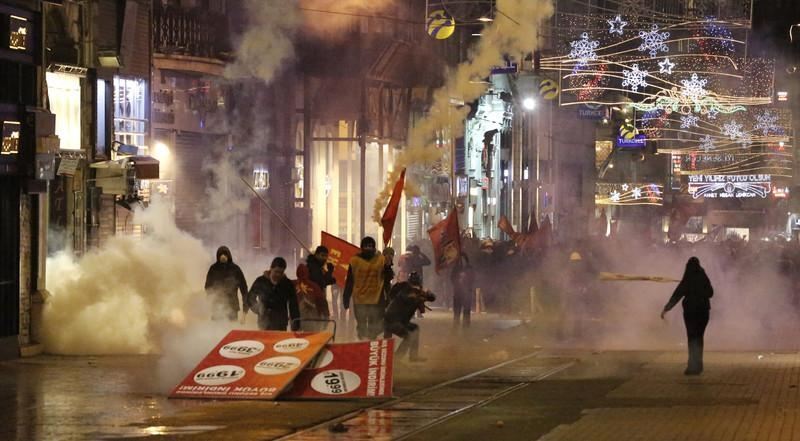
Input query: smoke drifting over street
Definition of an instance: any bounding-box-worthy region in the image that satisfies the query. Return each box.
[372,0,555,222]
[43,200,212,354]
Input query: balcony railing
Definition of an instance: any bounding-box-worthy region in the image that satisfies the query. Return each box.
[153,7,231,60]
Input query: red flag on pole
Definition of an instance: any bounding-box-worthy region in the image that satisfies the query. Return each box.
[321,231,360,288]
[527,214,539,235]
[497,215,516,237]
[428,210,461,274]
[381,168,406,246]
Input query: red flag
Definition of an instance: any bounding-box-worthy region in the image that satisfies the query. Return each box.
[497,215,516,237]
[527,214,539,235]
[321,232,360,288]
[428,210,461,274]
[381,169,406,246]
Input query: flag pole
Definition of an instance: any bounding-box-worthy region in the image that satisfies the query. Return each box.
[240,176,312,254]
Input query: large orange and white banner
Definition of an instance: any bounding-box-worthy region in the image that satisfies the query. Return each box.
[284,339,394,399]
[170,330,333,400]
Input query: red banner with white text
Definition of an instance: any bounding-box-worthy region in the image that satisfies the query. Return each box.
[321,231,361,288]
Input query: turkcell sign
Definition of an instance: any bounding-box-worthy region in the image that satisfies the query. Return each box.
[687,174,771,199]
[578,104,604,120]
[615,134,646,148]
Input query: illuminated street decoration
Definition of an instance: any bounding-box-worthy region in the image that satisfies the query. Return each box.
[700,134,715,152]
[596,183,663,206]
[568,32,600,67]
[680,74,709,104]
[687,174,771,199]
[695,17,735,55]
[607,15,627,35]
[622,64,648,92]
[638,24,670,57]
[680,114,699,129]
[658,58,675,74]
[631,89,745,116]
[754,110,779,136]
[722,121,743,140]
[9,15,28,51]
[739,133,753,149]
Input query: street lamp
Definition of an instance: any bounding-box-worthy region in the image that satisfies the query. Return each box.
[522,97,536,110]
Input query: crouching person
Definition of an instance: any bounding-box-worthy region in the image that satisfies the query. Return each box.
[384,272,436,362]
[248,257,300,331]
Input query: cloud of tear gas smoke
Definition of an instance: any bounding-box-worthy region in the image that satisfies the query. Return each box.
[495,232,800,352]
[372,0,555,222]
[299,0,395,37]
[196,150,253,225]
[224,0,298,83]
[42,200,214,354]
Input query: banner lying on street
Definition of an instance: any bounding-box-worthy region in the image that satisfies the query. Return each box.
[284,339,394,399]
[169,330,332,400]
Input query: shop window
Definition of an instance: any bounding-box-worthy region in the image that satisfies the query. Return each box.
[46,72,82,150]
[113,76,148,150]
[1,121,20,155]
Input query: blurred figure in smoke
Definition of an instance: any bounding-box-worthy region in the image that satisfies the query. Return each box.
[451,253,475,328]
[247,257,300,331]
[661,256,714,375]
[397,244,431,284]
[294,263,329,332]
[561,250,591,340]
[343,237,386,339]
[381,247,396,308]
[384,272,436,362]
[204,246,249,322]
[306,246,336,318]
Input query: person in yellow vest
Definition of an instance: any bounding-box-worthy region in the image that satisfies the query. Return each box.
[343,236,386,340]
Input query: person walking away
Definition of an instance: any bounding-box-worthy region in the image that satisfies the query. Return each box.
[306,246,336,319]
[661,256,714,375]
[384,272,436,362]
[451,254,475,328]
[400,245,431,285]
[294,263,329,332]
[248,257,300,331]
[343,237,386,340]
[204,246,249,322]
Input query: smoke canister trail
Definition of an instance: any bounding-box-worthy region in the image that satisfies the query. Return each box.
[371,0,555,222]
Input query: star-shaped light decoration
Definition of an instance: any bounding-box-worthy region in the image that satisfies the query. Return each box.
[632,187,642,199]
[658,58,675,74]
[621,183,630,191]
[157,183,169,194]
[607,15,627,35]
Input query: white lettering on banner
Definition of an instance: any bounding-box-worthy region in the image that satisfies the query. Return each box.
[687,174,771,199]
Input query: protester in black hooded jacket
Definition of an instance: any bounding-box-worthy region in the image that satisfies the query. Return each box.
[306,246,336,317]
[248,257,300,331]
[204,246,249,322]
[661,256,714,375]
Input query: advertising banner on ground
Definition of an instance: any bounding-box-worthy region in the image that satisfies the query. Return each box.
[321,231,361,288]
[169,330,333,400]
[284,339,394,399]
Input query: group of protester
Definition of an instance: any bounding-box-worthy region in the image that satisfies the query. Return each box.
[203,238,444,361]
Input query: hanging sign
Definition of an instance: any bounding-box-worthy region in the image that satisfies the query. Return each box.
[538,79,559,100]
[426,10,456,40]
[578,103,605,119]
[615,134,647,148]
[687,174,771,199]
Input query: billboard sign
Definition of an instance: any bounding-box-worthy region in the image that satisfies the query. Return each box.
[615,134,647,148]
[687,174,771,199]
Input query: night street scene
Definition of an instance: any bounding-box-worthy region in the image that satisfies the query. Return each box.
[3,0,800,440]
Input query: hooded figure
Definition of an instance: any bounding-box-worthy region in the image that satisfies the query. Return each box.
[204,246,249,322]
[295,263,329,331]
[662,257,714,375]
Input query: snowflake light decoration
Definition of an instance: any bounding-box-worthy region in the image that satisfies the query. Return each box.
[610,190,621,202]
[754,110,779,136]
[622,64,648,92]
[607,15,627,35]
[699,134,715,152]
[658,58,675,74]
[680,73,709,104]
[632,187,642,199]
[638,24,670,57]
[722,121,743,140]
[739,133,752,149]
[680,114,699,129]
[569,33,600,67]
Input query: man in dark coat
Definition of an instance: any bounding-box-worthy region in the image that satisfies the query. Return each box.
[661,256,714,375]
[306,246,336,318]
[384,272,435,362]
[204,246,249,322]
[450,254,475,328]
[247,257,301,331]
